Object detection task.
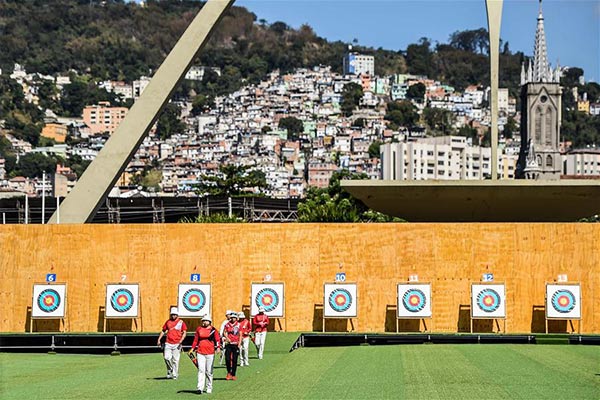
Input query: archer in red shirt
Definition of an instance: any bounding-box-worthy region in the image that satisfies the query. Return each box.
[190,316,220,394]
[252,307,269,359]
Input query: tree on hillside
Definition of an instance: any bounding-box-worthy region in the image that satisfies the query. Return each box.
[60,79,119,117]
[385,101,419,129]
[561,67,584,88]
[156,103,186,140]
[405,37,435,77]
[449,28,489,54]
[191,94,215,116]
[13,153,60,178]
[278,116,304,141]
[197,164,267,197]
[406,82,426,102]
[503,116,518,140]
[341,82,364,117]
[423,107,456,136]
[368,141,382,159]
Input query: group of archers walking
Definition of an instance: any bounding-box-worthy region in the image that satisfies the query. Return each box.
[157,306,270,395]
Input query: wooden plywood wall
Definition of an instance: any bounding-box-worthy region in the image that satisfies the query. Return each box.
[1,224,598,333]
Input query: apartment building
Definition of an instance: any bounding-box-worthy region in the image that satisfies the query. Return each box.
[82,102,128,135]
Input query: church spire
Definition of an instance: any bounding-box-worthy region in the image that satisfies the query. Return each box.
[532,0,550,82]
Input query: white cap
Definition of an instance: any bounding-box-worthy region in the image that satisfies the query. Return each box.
[258,306,265,313]
[230,312,238,318]
[170,307,179,315]
[226,310,234,316]
[238,312,246,319]
[202,315,212,323]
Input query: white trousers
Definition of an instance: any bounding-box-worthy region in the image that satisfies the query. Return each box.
[255,331,267,359]
[240,337,250,366]
[163,343,181,378]
[197,353,215,393]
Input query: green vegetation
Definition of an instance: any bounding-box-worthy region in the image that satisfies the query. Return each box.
[1,333,598,399]
[298,170,402,222]
[196,164,267,197]
[384,100,419,130]
[423,106,456,136]
[278,116,304,141]
[0,76,43,146]
[341,82,364,117]
[0,1,404,87]
[179,213,244,223]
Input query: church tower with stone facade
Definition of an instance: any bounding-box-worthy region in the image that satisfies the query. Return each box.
[515,0,562,180]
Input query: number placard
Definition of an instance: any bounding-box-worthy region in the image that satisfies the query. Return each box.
[190,274,201,282]
[46,274,56,283]
[335,273,346,282]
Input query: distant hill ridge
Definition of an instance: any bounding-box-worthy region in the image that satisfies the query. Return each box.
[0,0,524,92]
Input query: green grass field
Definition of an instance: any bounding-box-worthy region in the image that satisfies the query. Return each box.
[1,333,599,399]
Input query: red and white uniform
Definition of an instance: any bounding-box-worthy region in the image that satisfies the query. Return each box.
[162,318,187,344]
[224,320,241,378]
[161,318,187,378]
[238,318,252,366]
[191,326,221,355]
[224,321,241,345]
[252,314,269,359]
[191,326,220,394]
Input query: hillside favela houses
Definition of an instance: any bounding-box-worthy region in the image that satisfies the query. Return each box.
[1,3,599,207]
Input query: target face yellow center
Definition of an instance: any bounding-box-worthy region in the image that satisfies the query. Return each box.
[117,295,127,305]
[335,295,345,305]
[263,295,272,305]
[558,296,568,306]
[409,296,419,305]
[484,296,494,306]
[189,295,199,305]
[44,297,54,305]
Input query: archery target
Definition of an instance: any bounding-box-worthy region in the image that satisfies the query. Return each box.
[251,283,284,317]
[32,284,66,318]
[324,283,357,317]
[397,283,432,318]
[546,284,581,319]
[178,284,211,317]
[105,284,139,318]
[471,284,506,318]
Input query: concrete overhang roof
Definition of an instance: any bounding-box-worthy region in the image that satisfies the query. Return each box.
[340,180,600,222]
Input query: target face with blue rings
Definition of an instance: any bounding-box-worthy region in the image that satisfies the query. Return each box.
[255,288,279,312]
[110,288,134,313]
[551,290,576,313]
[182,289,206,312]
[328,288,352,312]
[476,288,501,313]
[402,289,427,313]
[37,289,61,313]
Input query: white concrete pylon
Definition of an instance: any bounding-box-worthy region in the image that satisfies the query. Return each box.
[48,0,234,224]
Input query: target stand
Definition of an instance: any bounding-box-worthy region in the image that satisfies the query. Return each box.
[545,282,582,334]
[30,283,68,333]
[470,283,506,334]
[322,282,357,333]
[396,283,432,333]
[103,283,142,333]
[251,282,286,331]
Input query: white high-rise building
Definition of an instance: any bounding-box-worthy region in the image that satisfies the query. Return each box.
[380,136,509,180]
[343,51,375,76]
